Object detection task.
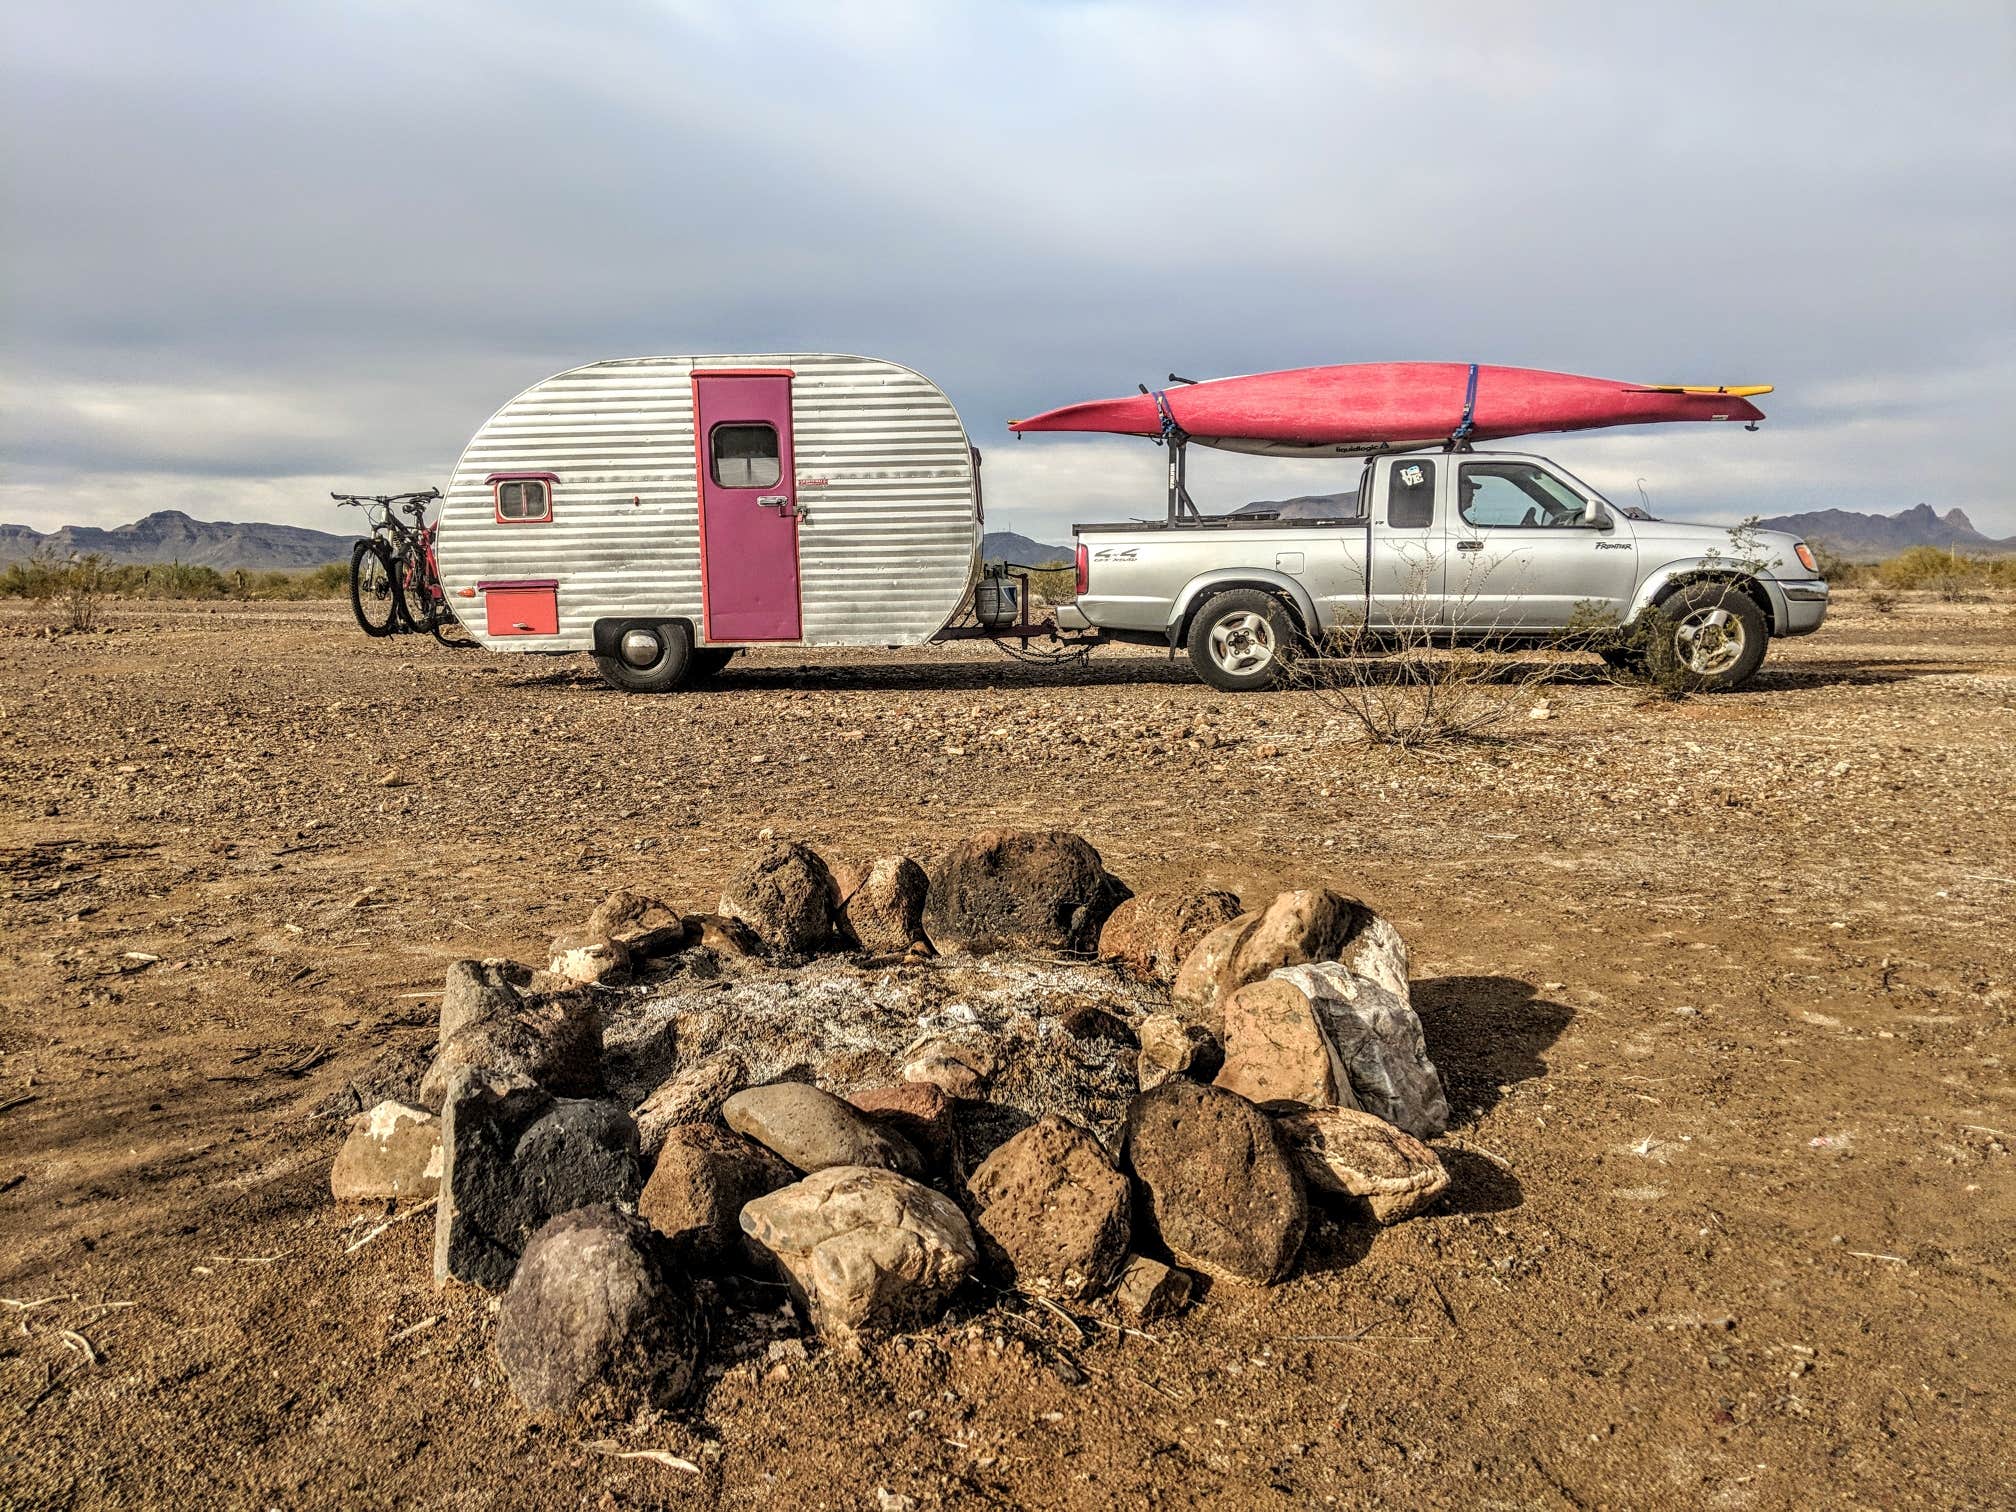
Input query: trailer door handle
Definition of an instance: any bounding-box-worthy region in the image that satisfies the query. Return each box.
[1456,539,1484,552]
[755,495,789,510]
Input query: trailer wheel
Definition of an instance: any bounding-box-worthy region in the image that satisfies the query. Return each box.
[1186,589,1292,692]
[593,621,693,693]
[689,647,737,680]
[1645,582,1769,692]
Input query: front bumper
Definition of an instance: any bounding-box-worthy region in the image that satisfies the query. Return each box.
[1774,579,1829,636]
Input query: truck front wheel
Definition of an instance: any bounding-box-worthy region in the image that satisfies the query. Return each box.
[1646,583,1769,692]
[1186,589,1293,692]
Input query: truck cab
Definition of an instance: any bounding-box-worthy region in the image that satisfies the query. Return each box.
[1058,449,1830,692]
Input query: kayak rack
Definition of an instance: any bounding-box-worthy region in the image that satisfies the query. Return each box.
[1141,380,1202,524]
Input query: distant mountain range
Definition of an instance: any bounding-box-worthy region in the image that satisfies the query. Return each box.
[0,510,354,570]
[1755,503,2014,562]
[981,530,1071,565]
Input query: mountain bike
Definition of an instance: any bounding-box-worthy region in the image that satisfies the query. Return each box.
[334,489,469,646]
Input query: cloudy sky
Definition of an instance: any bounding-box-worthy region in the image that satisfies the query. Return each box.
[4,1,2012,543]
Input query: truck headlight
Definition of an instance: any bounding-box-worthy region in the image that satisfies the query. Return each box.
[1794,542,1818,574]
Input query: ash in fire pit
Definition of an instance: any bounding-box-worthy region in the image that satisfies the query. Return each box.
[327,830,1453,1421]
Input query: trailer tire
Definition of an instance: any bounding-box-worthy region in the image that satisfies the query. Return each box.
[593,621,693,693]
[1645,582,1769,692]
[689,647,736,680]
[1185,589,1293,692]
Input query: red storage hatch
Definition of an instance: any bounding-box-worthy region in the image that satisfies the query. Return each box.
[482,579,558,636]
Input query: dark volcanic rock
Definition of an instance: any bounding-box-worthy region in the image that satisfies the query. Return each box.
[1123,1080,1308,1286]
[717,841,854,954]
[924,830,1131,954]
[967,1116,1130,1300]
[440,958,533,1043]
[433,1071,643,1290]
[495,1206,700,1419]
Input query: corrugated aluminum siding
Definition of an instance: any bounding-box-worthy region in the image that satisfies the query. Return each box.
[434,354,980,652]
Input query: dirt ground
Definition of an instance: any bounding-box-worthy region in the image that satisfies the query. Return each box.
[0,591,2010,1510]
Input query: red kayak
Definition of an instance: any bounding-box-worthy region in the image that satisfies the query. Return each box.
[1008,362,1769,454]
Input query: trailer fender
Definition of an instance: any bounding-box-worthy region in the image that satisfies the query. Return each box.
[1629,562,1781,635]
[592,616,698,661]
[1167,570,1321,648]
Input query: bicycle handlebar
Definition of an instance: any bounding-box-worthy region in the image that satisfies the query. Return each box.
[331,488,441,506]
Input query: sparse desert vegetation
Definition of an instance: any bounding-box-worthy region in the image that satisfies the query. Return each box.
[0,588,2010,1506]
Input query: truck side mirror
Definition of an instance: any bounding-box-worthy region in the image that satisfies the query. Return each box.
[1586,499,1613,530]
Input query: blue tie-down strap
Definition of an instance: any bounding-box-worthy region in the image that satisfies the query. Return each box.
[1151,387,1187,444]
[1450,363,1480,446]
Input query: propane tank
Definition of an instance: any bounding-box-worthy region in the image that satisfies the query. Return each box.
[974,568,1019,629]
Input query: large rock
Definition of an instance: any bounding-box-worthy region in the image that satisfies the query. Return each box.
[586,888,692,957]
[1271,1106,1450,1223]
[546,929,632,987]
[1213,979,1354,1110]
[441,959,532,1043]
[329,1100,441,1201]
[900,1037,996,1099]
[495,1206,700,1419]
[849,1084,955,1171]
[1123,1080,1308,1286]
[1270,962,1449,1139]
[433,1071,643,1290]
[717,841,853,954]
[722,1082,920,1176]
[923,830,1132,954]
[638,1123,794,1264]
[740,1166,977,1345]
[1136,1014,1224,1092]
[631,1056,746,1162]
[1099,891,1245,984]
[419,993,600,1109]
[1171,889,1404,1025]
[835,856,934,956]
[966,1116,1130,1300]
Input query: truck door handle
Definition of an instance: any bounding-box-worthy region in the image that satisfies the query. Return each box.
[1457,540,1484,552]
[755,495,789,510]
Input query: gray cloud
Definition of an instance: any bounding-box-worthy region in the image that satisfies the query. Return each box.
[4,1,2012,537]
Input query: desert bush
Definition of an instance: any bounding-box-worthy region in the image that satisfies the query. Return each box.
[1874,545,2016,592]
[4,551,113,629]
[1809,543,1862,584]
[1866,587,1898,614]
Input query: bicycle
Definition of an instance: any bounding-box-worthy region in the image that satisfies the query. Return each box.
[333,489,469,646]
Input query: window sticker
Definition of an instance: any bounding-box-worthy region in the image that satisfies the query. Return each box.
[1399,464,1425,488]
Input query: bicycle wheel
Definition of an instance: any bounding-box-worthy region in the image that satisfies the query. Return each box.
[394,550,436,633]
[349,540,400,637]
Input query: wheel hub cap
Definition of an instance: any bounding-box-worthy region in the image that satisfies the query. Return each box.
[1675,608,1745,675]
[1209,611,1276,674]
[619,628,663,667]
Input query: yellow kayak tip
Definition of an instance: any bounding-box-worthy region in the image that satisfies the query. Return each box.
[1630,383,1774,398]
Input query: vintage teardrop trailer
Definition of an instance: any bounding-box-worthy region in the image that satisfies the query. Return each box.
[434,353,991,690]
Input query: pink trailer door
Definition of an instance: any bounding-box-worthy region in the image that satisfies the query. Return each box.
[693,370,802,642]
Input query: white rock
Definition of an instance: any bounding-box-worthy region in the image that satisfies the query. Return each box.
[1269,962,1449,1139]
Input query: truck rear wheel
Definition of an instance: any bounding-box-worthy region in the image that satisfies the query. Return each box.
[1186,589,1292,692]
[1646,583,1769,692]
[593,621,693,693]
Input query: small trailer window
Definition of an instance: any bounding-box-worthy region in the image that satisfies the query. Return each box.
[489,472,556,523]
[710,424,781,489]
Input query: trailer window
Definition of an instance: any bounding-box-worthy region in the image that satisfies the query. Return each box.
[489,472,556,524]
[710,424,781,489]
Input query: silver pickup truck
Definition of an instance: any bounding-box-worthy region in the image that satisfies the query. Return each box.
[1052,448,1829,692]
